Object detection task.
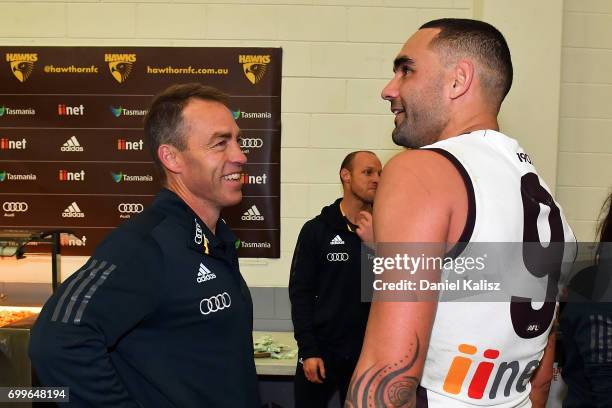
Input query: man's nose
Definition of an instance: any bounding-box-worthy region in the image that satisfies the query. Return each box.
[381,77,399,101]
[231,141,247,165]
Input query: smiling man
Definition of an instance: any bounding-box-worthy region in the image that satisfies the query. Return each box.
[29,84,260,407]
[346,19,575,408]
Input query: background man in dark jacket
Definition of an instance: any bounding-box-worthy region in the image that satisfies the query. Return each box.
[289,150,382,407]
[29,84,260,407]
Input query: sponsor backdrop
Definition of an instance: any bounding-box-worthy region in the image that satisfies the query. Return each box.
[0,47,281,257]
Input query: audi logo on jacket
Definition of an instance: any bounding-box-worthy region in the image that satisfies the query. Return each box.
[29,188,261,407]
[289,198,373,362]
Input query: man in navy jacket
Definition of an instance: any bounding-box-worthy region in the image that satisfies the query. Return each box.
[29,84,260,407]
[289,151,381,407]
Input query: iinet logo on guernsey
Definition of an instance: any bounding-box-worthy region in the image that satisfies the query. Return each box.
[58,104,84,116]
[0,138,27,150]
[443,343,540,400]
[117,139,143,151]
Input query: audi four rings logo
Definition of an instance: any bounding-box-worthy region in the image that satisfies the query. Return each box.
[199,292,232,315]
[240,138,263,148]
[3,202,28,212]
[194,220,203,245]
[327,252,349,261]
[117,203,144,213]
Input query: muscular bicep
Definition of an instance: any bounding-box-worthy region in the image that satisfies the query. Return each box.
[346,150,466,407]
[373,150,462,244]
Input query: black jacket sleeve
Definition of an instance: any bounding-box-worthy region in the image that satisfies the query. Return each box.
[288,221,321,359]
[28,239,161,407]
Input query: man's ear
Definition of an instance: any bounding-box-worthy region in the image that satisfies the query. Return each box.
[340,168,351,185]
[449,59,474,99]
[158,144,182,174]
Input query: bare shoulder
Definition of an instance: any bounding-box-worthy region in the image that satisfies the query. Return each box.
[374,149,468,243]
[384,149,463,186]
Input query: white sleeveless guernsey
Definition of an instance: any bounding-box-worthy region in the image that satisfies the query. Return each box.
[418,130,576,407]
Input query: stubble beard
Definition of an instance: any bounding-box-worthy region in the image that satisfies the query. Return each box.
[391,80,449,149]
[351,185,375,206]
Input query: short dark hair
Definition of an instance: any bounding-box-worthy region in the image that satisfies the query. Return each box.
[339,150,376,183]
[144,83,229,183]
[420,18,513,108]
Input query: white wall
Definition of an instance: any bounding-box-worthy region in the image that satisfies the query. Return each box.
[479,0,563,191]
[0,0,575,287]
[556,0,612,242]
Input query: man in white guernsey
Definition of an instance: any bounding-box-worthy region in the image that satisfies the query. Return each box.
[345,19,576,408]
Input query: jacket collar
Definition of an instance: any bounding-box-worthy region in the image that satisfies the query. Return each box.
[153,188,238,256]
[319,197,358,233]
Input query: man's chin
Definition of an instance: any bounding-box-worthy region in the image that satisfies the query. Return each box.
[223,193,243,208]
[392,128,410,147]
[363,197,375,206]
[356,192,375,205]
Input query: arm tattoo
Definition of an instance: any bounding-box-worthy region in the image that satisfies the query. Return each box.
[345,336,420,408]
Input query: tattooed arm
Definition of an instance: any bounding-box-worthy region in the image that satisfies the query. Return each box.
[344,306,433,408]
[345,151,468,407]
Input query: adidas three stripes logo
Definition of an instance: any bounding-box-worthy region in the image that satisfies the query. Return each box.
[51,259,116,325]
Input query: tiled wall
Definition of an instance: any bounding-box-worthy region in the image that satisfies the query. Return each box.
[557,0,612,242]
[0,0,473,287]
[0,282,292,331]
[250,286,292,331]
[2,1,592,292]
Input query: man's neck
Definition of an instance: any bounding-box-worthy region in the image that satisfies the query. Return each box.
[164,181,220,234]
[340,195,371,225]
[439,112,499,141]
